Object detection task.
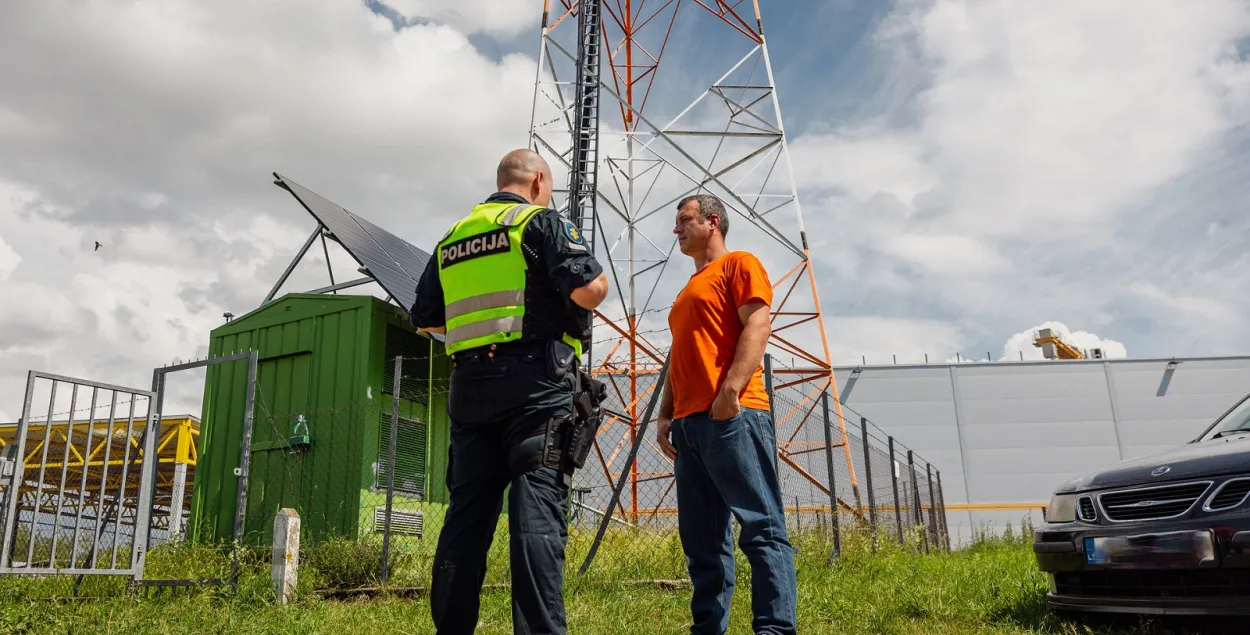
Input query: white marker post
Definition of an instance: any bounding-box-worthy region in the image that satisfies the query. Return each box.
[272,508,300,605]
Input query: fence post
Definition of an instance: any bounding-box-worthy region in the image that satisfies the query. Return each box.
[860,417,876,550]
[889,437,903,546]
[926,463,939,553]
[820,392,840,561]
[381,355,401,586]
[231,351,259,592]
[794,495,801,540]
[936,469,951,552]
[272,508,301,605]
[908,450,927,554]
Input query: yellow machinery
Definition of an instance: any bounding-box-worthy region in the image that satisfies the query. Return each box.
[1033,328,1103,360]
[0,415,199,536]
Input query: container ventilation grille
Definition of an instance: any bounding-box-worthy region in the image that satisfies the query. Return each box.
[374,507,423,537]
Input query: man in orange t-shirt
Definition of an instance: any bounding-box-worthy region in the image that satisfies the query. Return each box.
[657,194,797,635]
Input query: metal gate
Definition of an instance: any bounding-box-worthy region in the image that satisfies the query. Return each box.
[143,351,257,589]
[0,371,159,577]
[0,350,259,586]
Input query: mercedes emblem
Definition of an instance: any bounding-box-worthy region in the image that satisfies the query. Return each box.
[1151,466,1171,476]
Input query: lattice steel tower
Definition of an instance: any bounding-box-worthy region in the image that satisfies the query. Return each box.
[529,0,862,524]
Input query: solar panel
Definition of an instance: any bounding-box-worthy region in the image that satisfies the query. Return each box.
[273,172,431,316]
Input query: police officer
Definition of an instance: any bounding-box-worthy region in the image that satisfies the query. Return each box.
[409,148,609,635]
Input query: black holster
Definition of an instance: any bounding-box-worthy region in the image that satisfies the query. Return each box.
[538,369,607,484]
[569,370,605,470]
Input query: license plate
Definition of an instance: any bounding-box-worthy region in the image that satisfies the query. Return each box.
[1084,530,1217,569]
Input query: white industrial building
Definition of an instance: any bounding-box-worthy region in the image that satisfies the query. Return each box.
[832,354,1250,546]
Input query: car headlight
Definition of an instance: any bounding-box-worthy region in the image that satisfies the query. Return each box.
[1046,494,1077,523]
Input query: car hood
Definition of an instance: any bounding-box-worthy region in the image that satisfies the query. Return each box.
[1056,434,1250,493]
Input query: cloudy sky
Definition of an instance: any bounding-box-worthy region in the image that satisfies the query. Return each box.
[2,0,1250,420]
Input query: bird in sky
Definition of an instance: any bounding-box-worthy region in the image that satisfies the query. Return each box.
[94,241,101,251]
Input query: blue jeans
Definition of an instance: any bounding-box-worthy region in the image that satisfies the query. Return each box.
[670,408,798,635]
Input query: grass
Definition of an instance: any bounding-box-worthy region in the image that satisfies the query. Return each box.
[0,523,1241,634]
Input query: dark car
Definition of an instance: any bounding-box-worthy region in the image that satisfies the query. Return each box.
[1034,391,1250,616]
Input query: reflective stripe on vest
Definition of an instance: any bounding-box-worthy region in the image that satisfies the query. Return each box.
[445,289,525,322]
[445,316,524,349]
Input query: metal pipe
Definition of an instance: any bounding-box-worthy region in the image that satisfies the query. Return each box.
[49,384,80,567]
[936,470,950,551]
[319,231,336,291]
[70,387,99,567]
[110,397,138,569]
[1,372,40,568]
[230,351,259,591]
[89,391,119,569]
[28,380,60,568]
[381,355,402,585]
[861,417,876,550]
[890,437,903,546]
[820,392,840,561]
[909,450,927,554]
[926,464,939,553]
[263,226,322,305]
[304,276,373,295]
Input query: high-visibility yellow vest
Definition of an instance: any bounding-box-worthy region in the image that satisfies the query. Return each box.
[437,201,583,361]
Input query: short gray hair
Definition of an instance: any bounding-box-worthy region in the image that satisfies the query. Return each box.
[678,194,729,239]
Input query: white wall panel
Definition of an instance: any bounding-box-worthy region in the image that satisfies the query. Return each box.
[831,356,1250,547]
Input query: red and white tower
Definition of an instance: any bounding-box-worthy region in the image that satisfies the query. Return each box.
[528,0,863,528]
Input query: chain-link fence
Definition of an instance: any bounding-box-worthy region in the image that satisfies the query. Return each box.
[557,353,951,583]
[221,349,949,592]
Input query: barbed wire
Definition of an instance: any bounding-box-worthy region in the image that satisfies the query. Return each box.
[11,396,151,427]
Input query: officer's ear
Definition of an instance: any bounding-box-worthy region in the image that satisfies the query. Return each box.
[533,169,554,207]
[531,169,545,199]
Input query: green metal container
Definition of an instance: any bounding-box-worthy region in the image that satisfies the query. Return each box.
[187,293,452,546]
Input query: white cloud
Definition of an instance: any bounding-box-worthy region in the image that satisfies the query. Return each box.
[883,233,1012,276]
[798,0,1250,238]
[827,316,967,366]
[999,321,1128,362]
[788,0,1250,360]
[0,0,551,417]
[0,231,17,282]
[790,126,935,206]
[3,0,1250,424]
[383,0,540,37]
[1128,280,1240,325]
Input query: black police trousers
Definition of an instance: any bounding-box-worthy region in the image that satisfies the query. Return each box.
[431,348,572,635]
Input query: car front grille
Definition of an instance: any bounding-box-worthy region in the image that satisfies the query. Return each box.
[1098,481,1211,522]
[1054,570,1250,599]
[1206,478,1250,512]
[1077,496,1097,522]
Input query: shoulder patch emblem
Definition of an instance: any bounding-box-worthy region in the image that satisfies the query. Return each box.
[562,221,584,245]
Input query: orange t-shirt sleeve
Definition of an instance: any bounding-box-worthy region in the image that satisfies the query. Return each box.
[730,252,773,308]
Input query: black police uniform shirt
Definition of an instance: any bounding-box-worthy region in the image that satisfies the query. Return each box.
[409,192,604,425]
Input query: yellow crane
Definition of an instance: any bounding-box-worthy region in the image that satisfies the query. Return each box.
[1033,328,1103,360]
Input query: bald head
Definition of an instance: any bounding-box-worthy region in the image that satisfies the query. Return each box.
[497,149,550,189]
[494,148,554,208]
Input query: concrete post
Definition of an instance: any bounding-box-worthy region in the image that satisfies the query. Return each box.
[168,463,188,537]
[272,508,300,605]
